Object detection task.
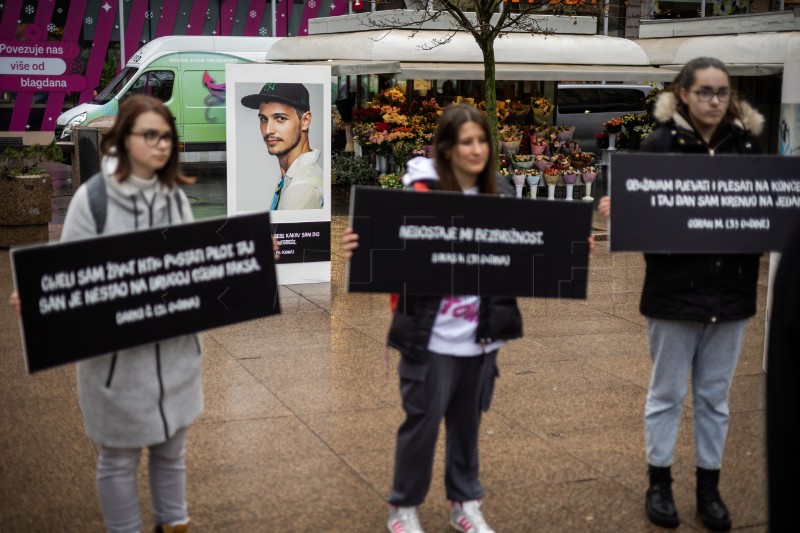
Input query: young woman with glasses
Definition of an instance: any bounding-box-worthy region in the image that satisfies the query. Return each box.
[599,57,764,531]
[11,95,201,533]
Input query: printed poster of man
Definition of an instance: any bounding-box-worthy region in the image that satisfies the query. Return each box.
[226,64,331,285]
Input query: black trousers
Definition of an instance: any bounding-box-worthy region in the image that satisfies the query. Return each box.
[388,350,499,506]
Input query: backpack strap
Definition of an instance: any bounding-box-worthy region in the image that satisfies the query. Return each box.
[85,172,107,235]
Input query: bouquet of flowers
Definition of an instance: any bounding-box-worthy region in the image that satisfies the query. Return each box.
[530,136,548,155]
[603,117,624,133]
[596,132,609,150]
[581,166,598,184]
[513,154,534,169]
[498,125,522,142]
[552,154,572,170]
[562,167,581,185]
[377,86,406,106]
[571,151,595,169]
[534,154,555,171]
[543,167,561,186]
[378,173,403,189]
[531,96,554,124]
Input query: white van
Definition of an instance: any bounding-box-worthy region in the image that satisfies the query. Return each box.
[55,35,283,162]
[556,84,654,150]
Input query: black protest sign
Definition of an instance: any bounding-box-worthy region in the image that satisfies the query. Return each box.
[347,186,592,298]
[11,212,279,373]
[610,153,800,252]
[272,221,331,264]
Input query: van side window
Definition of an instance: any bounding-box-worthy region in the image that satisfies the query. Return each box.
[601,88,647,113]
[557,89,602,114]
[124,70,175,102]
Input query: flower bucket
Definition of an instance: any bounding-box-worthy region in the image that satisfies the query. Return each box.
[562,171,580,185]
[514,160,534,170]
[581,171,598,184]
[556,130,573,142]
[502,140,521,155]
[525,174,540,188]
[530,144,546,155]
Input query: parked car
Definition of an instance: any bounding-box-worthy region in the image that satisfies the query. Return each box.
[556,83,654,150]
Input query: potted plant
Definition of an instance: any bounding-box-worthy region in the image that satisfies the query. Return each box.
[1,142,62,247]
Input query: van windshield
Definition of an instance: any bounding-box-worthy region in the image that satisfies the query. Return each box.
[91,67,138,104]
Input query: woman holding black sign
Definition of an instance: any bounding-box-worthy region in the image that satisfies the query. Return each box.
[598,57,764,531]
[342,105,523,533]
[11,95,200,533]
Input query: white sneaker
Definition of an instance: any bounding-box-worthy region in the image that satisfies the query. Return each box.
[450,500,495,533]
[388,505,425,533]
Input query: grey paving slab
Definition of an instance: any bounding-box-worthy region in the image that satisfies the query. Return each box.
[0,184,772,531]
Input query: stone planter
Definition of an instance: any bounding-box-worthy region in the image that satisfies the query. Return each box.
[0,174,53,247]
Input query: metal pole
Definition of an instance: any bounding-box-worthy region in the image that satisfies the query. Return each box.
[603,0,609,36]
[118,0,125,69]
[272,0,277,36]
[701,0,706,17]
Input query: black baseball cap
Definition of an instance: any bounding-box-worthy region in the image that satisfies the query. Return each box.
[241,83,310,112]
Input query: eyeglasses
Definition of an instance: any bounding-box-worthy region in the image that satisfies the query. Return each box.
[691,88,731,103]
[129,130,174,147]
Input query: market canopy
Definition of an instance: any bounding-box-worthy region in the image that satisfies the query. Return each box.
[634,32,800,76]
[266,29,680,83]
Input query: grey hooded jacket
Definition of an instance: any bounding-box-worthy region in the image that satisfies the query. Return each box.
[62,156,203,448]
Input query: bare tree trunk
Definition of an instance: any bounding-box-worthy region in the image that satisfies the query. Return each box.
[482,40,499,168]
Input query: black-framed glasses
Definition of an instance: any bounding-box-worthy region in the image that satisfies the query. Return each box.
[129,130,174,147]
[691,88,731,103]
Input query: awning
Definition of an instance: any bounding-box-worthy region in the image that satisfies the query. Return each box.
[635,32,800,75]
[266,30,652,66]
[396,62,677,82]
[270,59,402,76]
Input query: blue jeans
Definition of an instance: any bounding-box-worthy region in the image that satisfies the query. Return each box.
[96,427,189,533]
[645,318,748,470]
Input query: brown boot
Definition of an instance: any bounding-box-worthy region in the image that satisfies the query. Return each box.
[154,521,189,533]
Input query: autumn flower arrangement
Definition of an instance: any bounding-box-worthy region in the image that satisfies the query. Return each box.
[603,117,624,133]
[543,167,561,186]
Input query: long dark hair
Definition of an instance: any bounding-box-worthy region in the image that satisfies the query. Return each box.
[101,95,189,187]
[670,56,743,126]
[433,104,496,194]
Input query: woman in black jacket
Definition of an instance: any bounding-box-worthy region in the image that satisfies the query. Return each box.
[342,105,523,533]
[599,57,764,532]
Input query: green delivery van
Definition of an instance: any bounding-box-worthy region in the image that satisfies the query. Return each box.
[55,35,283,162]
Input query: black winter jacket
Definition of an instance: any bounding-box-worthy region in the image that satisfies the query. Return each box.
[386,174,523,356]
[637,92,764,323]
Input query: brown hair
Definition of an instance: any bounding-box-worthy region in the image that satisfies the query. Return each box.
[433,104,496,194]
[101,95,190,187]
[670,56,743,125]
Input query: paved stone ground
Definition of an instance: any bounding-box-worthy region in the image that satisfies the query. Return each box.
[0,165,768,532]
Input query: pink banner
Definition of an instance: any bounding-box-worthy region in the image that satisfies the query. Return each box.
[124,0,148,65]
[155,1,180,39]
[39,0,89,132]
[0,0,23,40]
[79,1,118,103]
[330,1,348,16]
[219,0,238,36]
[243,0,267,36]
[276,0,289,37]
[186,0,211,36]
[299,0,321,36]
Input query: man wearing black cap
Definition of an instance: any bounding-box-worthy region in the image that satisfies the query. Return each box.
[241,82,323,210]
